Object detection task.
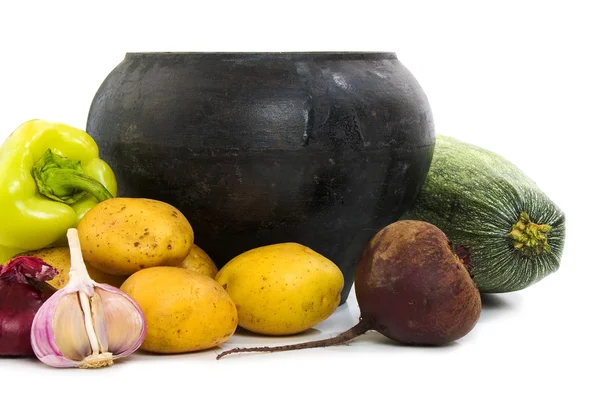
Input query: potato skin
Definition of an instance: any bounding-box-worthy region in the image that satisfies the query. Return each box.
[77,198,194,275]
[13,247,127,288]
[179,244,218,278]
[120,266,238,353]
[215,243,344,336]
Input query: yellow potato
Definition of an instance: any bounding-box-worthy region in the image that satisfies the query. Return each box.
[13,247,127,289]
[216,242,344,336]
[179,244,218,278]
[77,198,194,275]
[120,266,238,353]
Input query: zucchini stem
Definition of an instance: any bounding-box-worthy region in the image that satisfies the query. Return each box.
[508,212,552,257]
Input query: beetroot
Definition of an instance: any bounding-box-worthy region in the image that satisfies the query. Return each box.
[216,220,481,359]
[354,220,481,345]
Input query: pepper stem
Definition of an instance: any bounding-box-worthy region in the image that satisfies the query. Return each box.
[32,149,113,204]
[508,212,552,257]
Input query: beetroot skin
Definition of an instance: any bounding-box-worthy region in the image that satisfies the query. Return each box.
[355,220,481,345]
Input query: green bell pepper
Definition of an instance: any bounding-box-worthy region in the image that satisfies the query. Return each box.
[0,119,117,262]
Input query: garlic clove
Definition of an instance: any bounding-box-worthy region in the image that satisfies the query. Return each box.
[90,291,109,354]
[94,286,146,357]
[53,292,92,361]
[31,286,87,368]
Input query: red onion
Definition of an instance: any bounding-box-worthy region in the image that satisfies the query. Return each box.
[0,257,57,356]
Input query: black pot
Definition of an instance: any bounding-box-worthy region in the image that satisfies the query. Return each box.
[86,52,435,304]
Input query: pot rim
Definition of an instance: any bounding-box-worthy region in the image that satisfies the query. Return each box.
[124,51,398,61]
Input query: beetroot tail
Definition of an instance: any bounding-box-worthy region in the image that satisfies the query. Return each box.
[216,319,372,360]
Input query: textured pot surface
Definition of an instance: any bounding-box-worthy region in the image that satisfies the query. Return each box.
[86,52,435,304]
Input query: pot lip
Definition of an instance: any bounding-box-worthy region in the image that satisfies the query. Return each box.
[124,51,398,61]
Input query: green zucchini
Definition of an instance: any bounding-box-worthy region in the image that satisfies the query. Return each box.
[404,135,565,293]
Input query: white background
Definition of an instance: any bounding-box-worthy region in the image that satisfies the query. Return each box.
[1,1,598,403]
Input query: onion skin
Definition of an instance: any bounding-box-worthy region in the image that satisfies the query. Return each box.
[0,283,45,356]
[355,220,482,345]
[0,257,57,356]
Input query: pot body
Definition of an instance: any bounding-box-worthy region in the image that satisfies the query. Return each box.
[86,52,435,304]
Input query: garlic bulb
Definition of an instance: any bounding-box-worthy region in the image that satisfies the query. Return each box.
[30,228,146,368]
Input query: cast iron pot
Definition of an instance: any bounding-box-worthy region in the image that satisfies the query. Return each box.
[86,52,435,304]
